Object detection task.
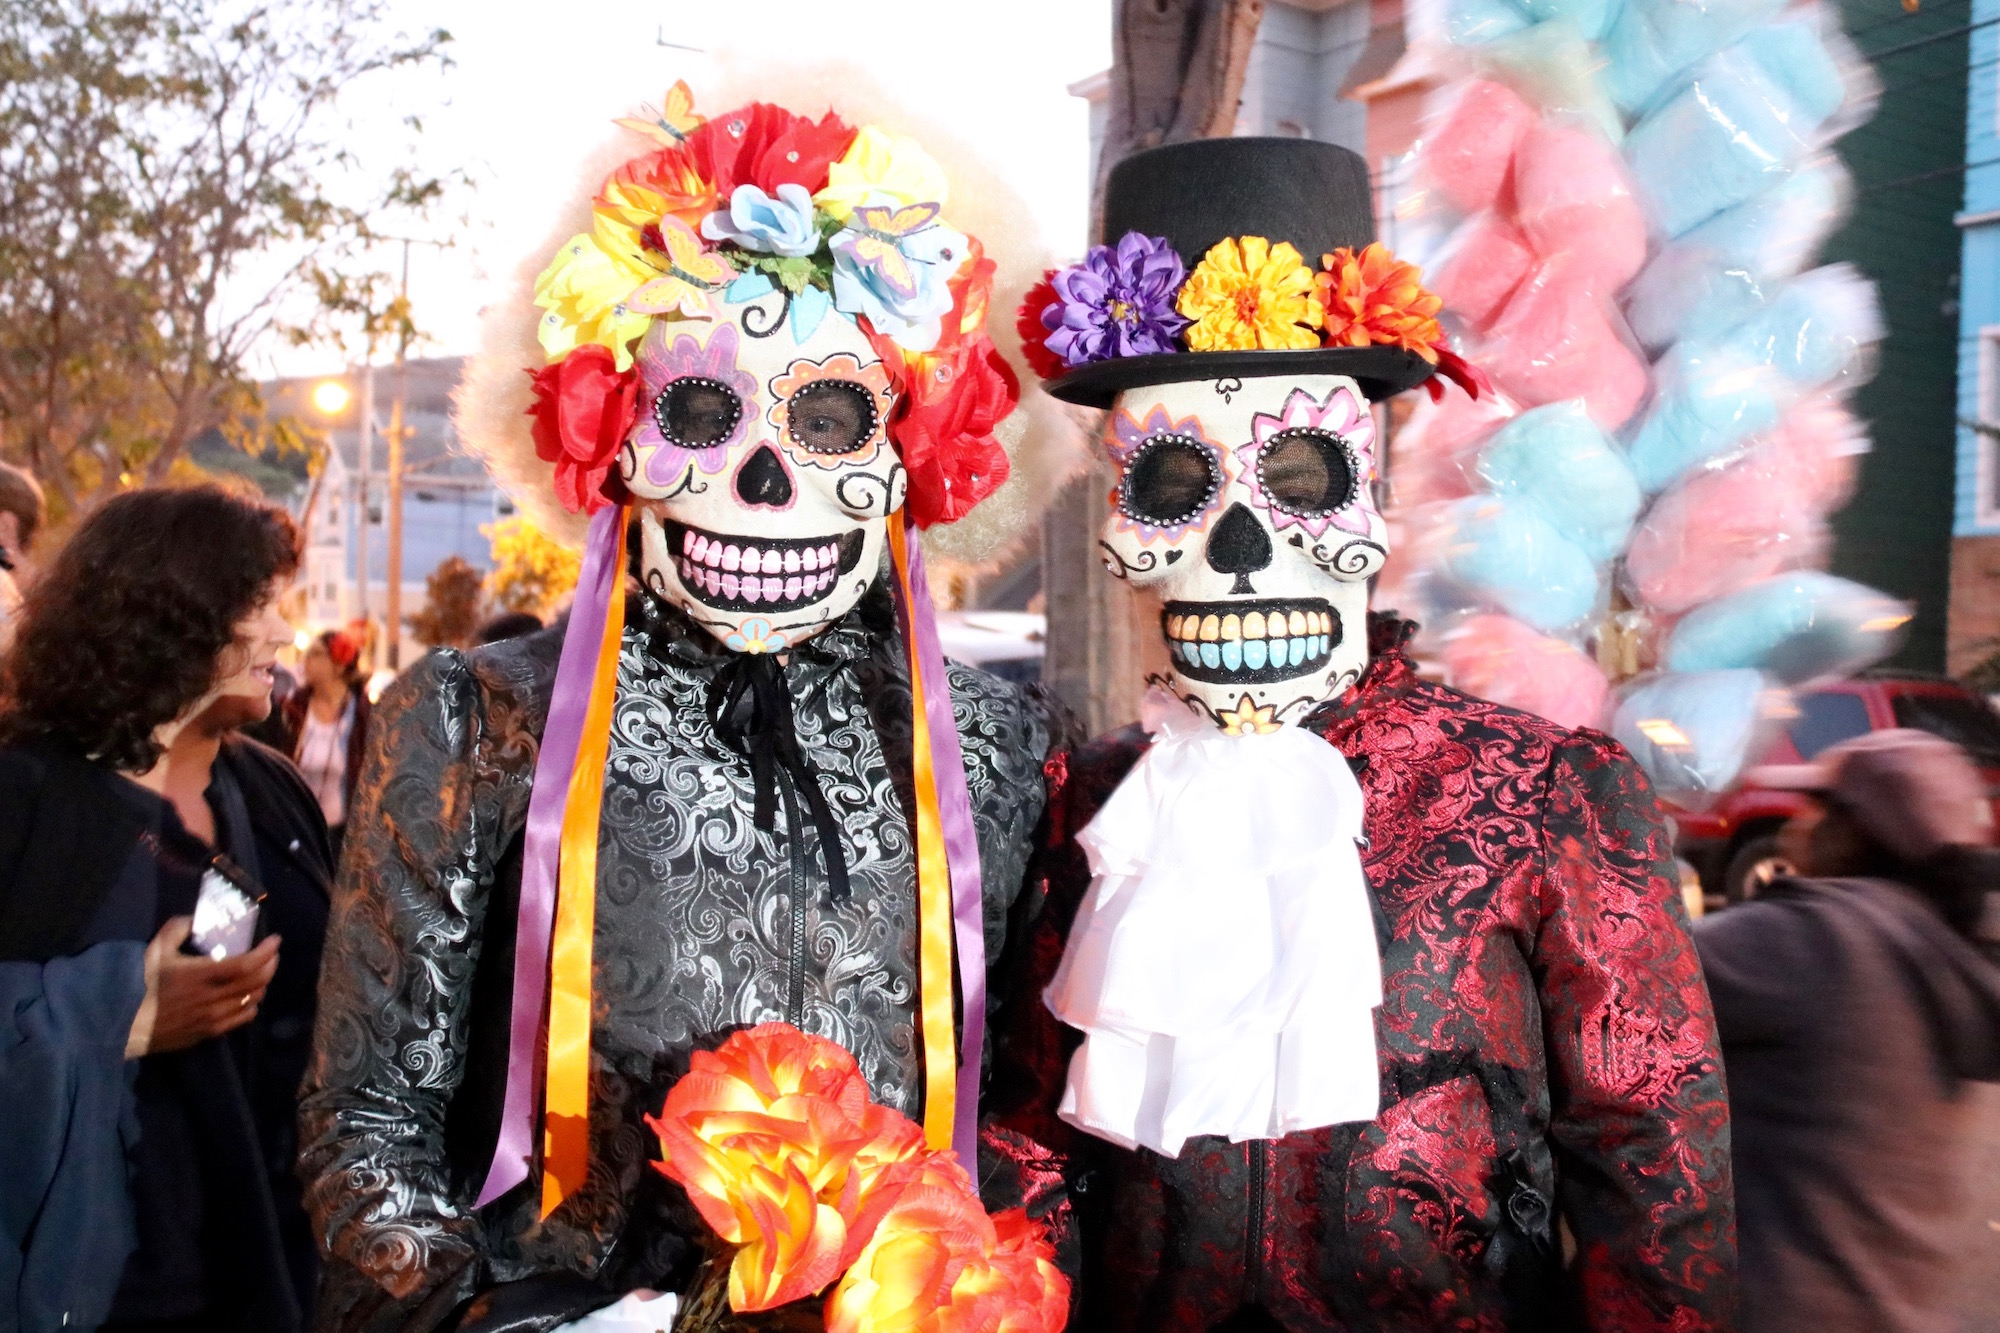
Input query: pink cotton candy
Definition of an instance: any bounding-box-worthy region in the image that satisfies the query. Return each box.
[1626,458,1826,614]
[1512,121,1649,291]
[1480,260,1648,430]
[1421,80,1537,215]
[1440,614,1611,730]
[1759,396,1865,512]
[1431,214,1536,331]
[1387,393,1515,508]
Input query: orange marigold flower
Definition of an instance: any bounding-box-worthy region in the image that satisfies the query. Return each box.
[1315,242,1446,363]
[1176,236,1323,352]
[648,1023,928,1312]
[826,1156,1070,1333]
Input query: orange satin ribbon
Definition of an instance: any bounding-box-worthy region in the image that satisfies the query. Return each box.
[541,505,630,1217]
[886,511,957,1151]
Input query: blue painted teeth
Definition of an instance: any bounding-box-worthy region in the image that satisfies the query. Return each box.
[1163,604,1336,681]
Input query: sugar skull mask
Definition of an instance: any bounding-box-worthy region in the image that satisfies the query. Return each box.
[1100,373,1385,730]
[620,291,906,654]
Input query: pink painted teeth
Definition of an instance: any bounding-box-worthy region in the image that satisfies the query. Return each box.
[675,527,842,610]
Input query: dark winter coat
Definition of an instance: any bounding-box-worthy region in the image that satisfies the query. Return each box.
[986,615,1738,1332]
[0,736,334,1332]
[0,941,148,1333]
[1696,874,2000,1333]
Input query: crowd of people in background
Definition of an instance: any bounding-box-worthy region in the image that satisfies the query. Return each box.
[0,480,1996,1333]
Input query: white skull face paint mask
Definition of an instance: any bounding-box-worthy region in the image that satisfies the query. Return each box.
[1099,373,1386,729]
[620,293,906,653]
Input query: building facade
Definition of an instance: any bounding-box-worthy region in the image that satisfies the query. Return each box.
[1951,0,2000,676]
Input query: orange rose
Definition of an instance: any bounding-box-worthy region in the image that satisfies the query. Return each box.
[826,1155,1070,1333]
[1315,242,1446,363]
[648,1024,927,1312]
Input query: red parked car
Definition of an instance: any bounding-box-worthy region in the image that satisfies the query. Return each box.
[1669,672,2000,906]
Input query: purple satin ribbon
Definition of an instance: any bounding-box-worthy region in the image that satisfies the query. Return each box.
[476,504,624,1207]
[900,537,988,1170]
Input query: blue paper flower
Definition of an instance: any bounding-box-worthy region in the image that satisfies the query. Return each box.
[701,182,822,258]
[828,198,965,352]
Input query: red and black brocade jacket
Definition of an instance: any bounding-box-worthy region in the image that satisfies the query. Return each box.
[982,617,1736,1332]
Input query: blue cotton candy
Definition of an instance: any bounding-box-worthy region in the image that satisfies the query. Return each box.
[1624,343,1786,494]
[1611,669,1771,795]
[1513,0,1621,41]
[1623,160,1847,352]
[1601,0,1786,114]
[1710,263,1880,387]
[1739,17,1849,128]
[1440,0,1532,44]
[1439,496,1601,632]
[1664,571,1910,683]
[1625,52,1816,238]
[1476,402,1642,563]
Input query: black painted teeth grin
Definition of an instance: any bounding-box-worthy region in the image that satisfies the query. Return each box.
[664,519,865,613]
[1161,598,1340,684]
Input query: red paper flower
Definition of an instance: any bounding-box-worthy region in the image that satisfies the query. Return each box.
[1015,269,1065,381]
[686,102,858,199]
[525,344,640,514]
[882,335,1017,529]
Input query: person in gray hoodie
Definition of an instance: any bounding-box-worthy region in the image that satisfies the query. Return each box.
[1696,727,2000,1333]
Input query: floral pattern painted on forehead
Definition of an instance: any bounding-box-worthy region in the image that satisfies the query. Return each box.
[524,82,1016,527]
[1019,233,1485,402]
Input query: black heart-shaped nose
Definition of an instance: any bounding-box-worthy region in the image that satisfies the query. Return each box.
[1206,503,1271,594]
[734,445,793,508]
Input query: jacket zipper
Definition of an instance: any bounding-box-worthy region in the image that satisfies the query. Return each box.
[1245,1139,1268,1298]
[785,799,808,1026]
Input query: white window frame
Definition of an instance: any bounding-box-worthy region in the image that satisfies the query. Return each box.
[1978,326,2000,528]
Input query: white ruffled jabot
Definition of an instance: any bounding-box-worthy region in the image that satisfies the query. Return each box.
[1044,690,1382,1158]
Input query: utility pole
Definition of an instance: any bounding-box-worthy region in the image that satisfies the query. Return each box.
[385,239,411,671]
[357,357,375,655]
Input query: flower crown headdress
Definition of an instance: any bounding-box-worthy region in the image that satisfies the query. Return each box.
[525,82,1018,529]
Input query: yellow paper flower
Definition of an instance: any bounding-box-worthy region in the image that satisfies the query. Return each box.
[815,125,950,221]
[532,231,653,369]
[1218,694,1280,737]
[1176,236,1324,352]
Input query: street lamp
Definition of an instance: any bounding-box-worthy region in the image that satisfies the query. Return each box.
[311,379,352,416]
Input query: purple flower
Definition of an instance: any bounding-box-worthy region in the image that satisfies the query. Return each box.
[1045,231,1191,367]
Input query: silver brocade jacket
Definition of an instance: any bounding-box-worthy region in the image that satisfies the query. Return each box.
[297,587,1065,1332]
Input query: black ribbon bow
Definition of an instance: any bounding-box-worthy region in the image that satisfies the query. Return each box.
[706,651,851,904]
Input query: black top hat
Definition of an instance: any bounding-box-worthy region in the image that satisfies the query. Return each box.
[1044,137,1437,409]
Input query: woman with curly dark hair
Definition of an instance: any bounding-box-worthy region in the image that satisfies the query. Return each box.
[0,485,335,1333]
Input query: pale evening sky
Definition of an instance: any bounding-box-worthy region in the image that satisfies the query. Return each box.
[259,0,1112,379]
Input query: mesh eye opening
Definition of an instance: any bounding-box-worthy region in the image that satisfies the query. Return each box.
[1255,428,1359,518]
[785,379,881,456]
[655,377,744,448]
[1119,433,1222,529]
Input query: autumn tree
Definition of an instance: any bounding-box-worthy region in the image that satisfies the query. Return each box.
[485,517,583,622]
[409,554,483,649]
[0,0,451,518]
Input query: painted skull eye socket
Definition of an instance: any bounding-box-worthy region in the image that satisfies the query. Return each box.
[1257,428,1358,517]
[656,377,743,447]
[1120,434,1221,529]
[786,379,879,455]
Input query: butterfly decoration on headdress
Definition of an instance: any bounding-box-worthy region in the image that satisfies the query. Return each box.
[627,215,735,318]
[615,79,704,148]
[841,202,947,299]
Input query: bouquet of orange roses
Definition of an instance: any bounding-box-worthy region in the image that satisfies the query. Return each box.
[647,1023,1068,1333]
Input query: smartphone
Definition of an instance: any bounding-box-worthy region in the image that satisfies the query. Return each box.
[190,864,263,960]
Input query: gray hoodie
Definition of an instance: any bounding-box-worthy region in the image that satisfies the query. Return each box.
[1697,876,2000,1333]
